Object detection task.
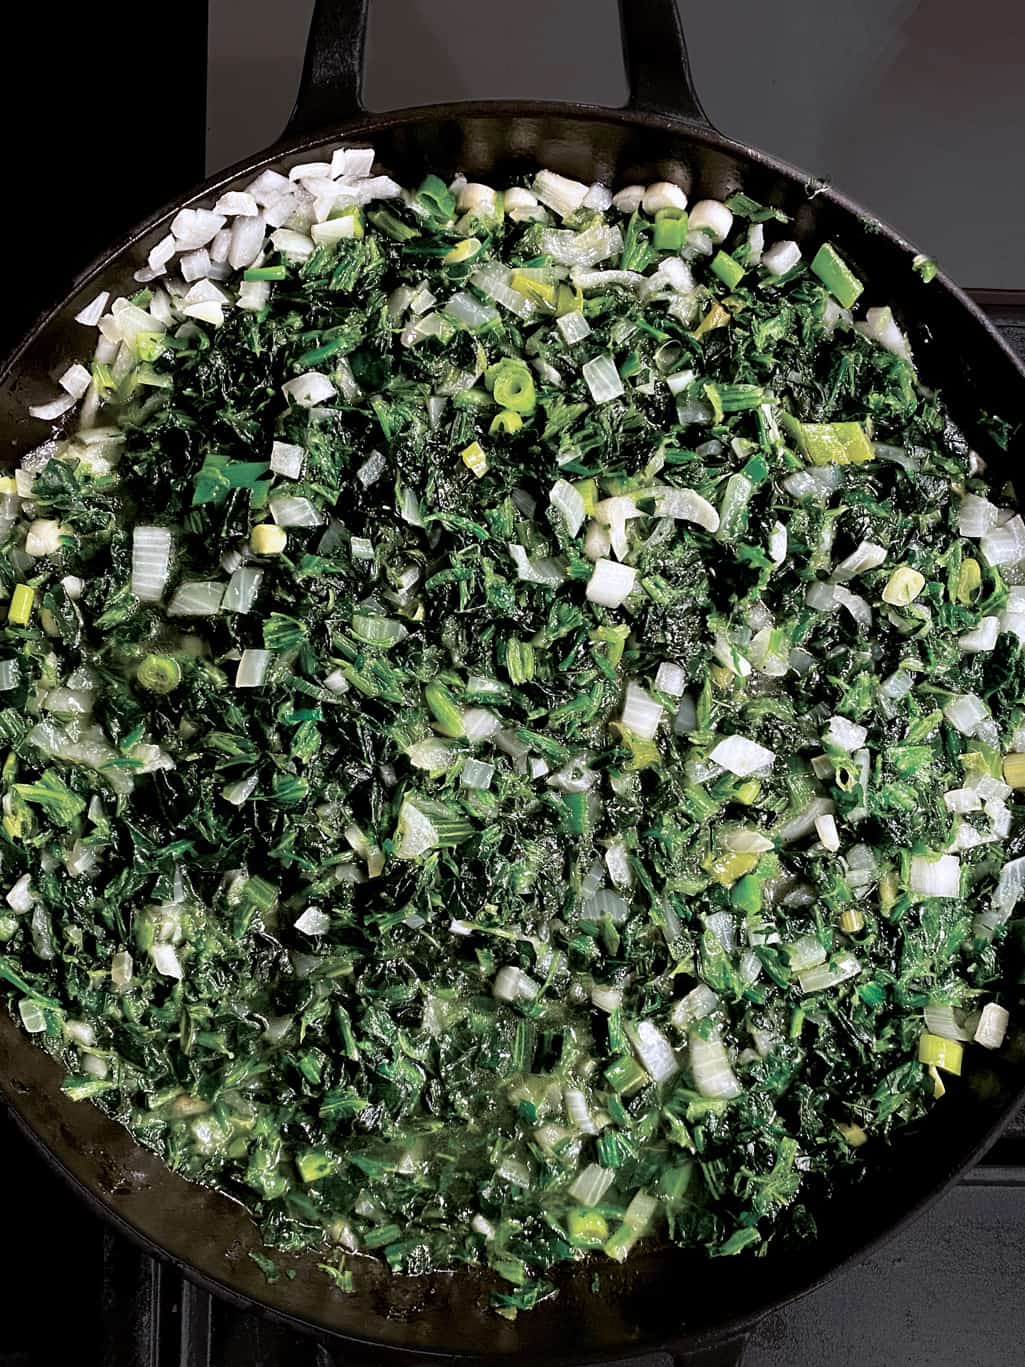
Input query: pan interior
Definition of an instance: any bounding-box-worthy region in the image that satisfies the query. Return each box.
[1,103,1024,1360]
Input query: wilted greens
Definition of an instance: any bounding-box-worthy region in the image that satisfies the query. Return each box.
[1,158,1022,1315]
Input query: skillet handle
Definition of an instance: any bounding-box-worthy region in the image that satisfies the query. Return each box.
[619,0,714,128]
[286,0,370,137]
[284,0,716,139]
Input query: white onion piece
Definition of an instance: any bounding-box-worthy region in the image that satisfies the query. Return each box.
[688,199,733,243]
[671,985,719,1031]
[923,1003,973,1042]
[235,649,271,688]
[651,486,719,532]
[798,954,861,994]
[509,544,564,586]
[151,943,183,979]
[689,1029,741,1098]
[959,616,999,652]
[815,813,840,852]
[170,207,226,250]
[832,540,887,581]
[958,494,1000,539]
[493,966,540,1003]
[564,1088,599,1135]
[539,222,623,267]
[556,310,591,344]
[549,479,586,537]
[75,291,110,327]
[723,828,774,854]
[858,306,912,362]
[460,758,494,790]
[621,682,663,740]
[591,984,623,1012]
[654,662,686,697]
[444,290,499,330]
[586,558,636,608]
[167,581,225,617]
[269,495,323,527]
[569,1163,615,1206]
[768,521,788,564]
[708,735,775,777]
[28,391,77,421]
[762,240,802,276]
[270,441,304,479]
[282,372,336,407]
[532,169,589,218]
[975,1002,1009,1049]
[131,526,172,603]
[626,1020,679,1082]
[6,874,34,913]
[780,797,836,845]
[910,854,961,899]
[825,715,867,751]
[981,515,1025,566]
[582,354,624,404]
[222,567,263,614]
[943,692,990,737]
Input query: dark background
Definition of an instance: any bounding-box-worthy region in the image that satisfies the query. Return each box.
[2,3,1025,1364]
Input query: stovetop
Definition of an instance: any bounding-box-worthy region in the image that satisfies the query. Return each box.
[3,5,1025,1364]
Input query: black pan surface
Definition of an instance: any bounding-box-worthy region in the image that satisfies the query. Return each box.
[2,3,1024,1361]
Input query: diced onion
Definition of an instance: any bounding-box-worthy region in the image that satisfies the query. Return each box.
[131,526,173,603]
[549,479,586,537]
[532,170,589,218]
[270,441,304,479]
[981,515,1025,566]
[282,372,336,407]
[689,1029,741,1098]
[235,649,271,688]
[167,581,225,617]
[295,906,331,936]
[564,1088,598,1135]
[708,735,775,777]
[762,240,802,276]
[958,494,999,539]
[825,715,868,751]
[493,966,540,1002]
[460,757,495,790]
[688,200,733,243]
[974,1002,1009,1049]
[270,495,323,527]
[222,567,263,614]
[798,953,861,994]
[621,682,663,740]
[654,662,686,697]
[943,692,990,737]
[569,1163,614,1205]
[586,558,636,608]
[626,1020,679,1082]
[582,354,625,404]
[556,311,591,344]
[910,853,961,899]
[923,1003,972,1042]
[959,616,999,652]
[651,486,719,532]
[832,540,886,580]
[151,943,183,979]
[6,874,34,913]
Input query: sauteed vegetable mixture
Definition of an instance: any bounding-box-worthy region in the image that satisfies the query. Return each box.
[2,149,1022,1312]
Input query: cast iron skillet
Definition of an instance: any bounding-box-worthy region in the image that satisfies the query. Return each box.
[2,2,1025,1362]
